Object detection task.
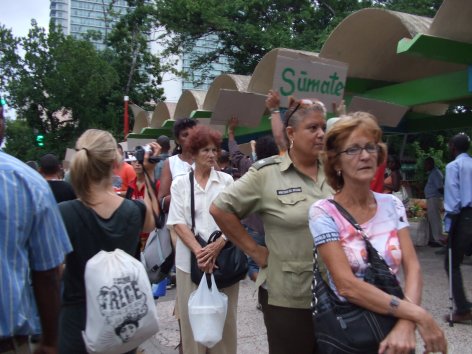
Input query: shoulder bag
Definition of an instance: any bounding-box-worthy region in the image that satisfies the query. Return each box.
[312,199,404,354]
[189,170,248,289]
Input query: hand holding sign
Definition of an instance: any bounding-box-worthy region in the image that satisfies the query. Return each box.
[273,56,348,112]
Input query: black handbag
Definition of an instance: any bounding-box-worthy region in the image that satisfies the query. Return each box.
[188,171,248,289]
[312,199,404,354]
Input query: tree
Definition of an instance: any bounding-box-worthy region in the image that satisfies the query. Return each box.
[153,0,441,82]
[106,0,166,108]
[3,118,40,162]
[1,21,120,153]
[1,1,167,158]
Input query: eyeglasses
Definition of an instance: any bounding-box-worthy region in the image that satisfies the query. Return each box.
[337,143,380,156]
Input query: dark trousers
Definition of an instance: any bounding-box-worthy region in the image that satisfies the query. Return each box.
[258,287,317,354]
[444,207,472,314]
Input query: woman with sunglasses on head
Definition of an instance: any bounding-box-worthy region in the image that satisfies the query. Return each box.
[210,93,333,354]
[308,113,446,354]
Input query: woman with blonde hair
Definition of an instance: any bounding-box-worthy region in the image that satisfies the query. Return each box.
[58,129,161,354]
[309,113,446,353]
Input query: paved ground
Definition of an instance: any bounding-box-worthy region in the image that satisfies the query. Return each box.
[139,246,472,354]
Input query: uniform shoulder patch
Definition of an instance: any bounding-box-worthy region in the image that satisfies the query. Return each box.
[252,156,280,170]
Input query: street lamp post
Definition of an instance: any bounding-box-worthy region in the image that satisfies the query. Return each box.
[124,96,129,139]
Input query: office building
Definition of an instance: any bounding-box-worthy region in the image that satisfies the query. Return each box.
[50,0,129,50]
[50,1,229,93]
[181,34,230,91]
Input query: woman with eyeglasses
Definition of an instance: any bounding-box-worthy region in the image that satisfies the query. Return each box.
[308,112,446,353]
[210,94,333,354]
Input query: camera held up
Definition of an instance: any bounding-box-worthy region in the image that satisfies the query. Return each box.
[135,145,160,165]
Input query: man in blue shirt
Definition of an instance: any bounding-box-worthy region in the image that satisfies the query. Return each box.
[424,157,444,247]
[0,105,72,353]
[444,132,472,323]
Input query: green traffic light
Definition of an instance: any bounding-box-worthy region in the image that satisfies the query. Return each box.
[36,134,45,147]
[0,97,6,106]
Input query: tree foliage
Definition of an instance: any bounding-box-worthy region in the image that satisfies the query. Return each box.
[3,118,39,162]
[106,0,165,107]
[153,0,442,80]
[0,0,166,160]
[1,21,119,156]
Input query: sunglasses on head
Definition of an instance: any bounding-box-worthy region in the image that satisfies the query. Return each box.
[284,99,326,127]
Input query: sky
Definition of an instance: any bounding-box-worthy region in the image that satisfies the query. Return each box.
[0,0,50,37]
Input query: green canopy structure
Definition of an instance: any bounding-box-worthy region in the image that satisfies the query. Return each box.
[127,0,472,147]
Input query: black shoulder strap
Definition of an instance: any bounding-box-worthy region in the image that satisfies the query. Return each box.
[189,170,195,234]
[327,199,362,232]
[132,199,147,228]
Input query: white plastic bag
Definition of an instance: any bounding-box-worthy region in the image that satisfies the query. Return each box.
[188,274,228,348]
[82,249,160,354]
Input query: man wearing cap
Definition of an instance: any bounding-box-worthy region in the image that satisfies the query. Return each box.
[0,105,72,353]
[154,135,171,181]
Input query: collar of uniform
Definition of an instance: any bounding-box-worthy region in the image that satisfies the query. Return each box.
[279,152,326,186]
[279,151,293,172]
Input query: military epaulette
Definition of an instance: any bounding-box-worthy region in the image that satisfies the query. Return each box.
[252,156,280,170]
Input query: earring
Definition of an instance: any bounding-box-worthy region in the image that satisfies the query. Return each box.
[290,139,294,149]
[337,170,342,177]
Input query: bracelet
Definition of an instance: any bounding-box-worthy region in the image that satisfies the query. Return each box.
[269,108,280,114]
[389,296,400,314]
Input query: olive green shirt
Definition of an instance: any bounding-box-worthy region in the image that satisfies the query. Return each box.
[213,153,333,308]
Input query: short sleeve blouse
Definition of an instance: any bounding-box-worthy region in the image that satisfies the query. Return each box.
[308,192,409,298]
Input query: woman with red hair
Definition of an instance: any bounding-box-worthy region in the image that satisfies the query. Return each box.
[167,125,237,354]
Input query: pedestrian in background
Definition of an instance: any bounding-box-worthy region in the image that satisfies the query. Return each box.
[424,156,445,247]
[154,135,171,181]
[39,153,76,203]
[443,132,472,323]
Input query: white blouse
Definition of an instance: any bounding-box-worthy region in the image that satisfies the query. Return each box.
[167,168,233,273]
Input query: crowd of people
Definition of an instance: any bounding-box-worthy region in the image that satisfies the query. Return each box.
[2,88,472,354]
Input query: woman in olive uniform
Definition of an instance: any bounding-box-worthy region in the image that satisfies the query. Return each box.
[210,93,333,354]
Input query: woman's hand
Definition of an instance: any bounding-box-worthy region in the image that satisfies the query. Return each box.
[266,90,280,111]
[196,237,226,273]
[378,319,416,354]
[143,142,162,174]
[416,313,447,354]
[228,116,238,133]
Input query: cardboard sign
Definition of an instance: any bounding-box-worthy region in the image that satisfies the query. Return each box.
[273,56,348,112]
[348,96,408,127]
[210,89,268,128]
[237,142,253,157]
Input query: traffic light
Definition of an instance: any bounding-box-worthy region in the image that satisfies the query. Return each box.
[35,134,45,147]
[0,97,6,106]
